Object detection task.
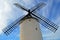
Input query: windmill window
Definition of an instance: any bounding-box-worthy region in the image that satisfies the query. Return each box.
[35,27,38,30]
[28,19,31,22]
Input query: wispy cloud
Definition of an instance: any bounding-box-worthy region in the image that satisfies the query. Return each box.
[41,0,53,17]
[0,0,12,34]
[42,0,60,40]
[39,0,59,39]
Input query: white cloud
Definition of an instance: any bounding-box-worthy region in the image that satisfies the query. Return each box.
[55,17,60,26]
[22,0,31,4]
[52,16,60,39]
[41,0,60,39]
[43,12,60,40]
[23,11,28,15]
[22,0,36,9]
[42,0,53,17]
[0,0,12,34]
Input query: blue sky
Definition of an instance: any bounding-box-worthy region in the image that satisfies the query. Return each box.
[0,0,60,40]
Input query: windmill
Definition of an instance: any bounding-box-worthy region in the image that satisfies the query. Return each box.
[3,2,59,40]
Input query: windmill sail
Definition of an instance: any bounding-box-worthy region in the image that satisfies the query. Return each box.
[31,13,59,33]
[14,3,29,12]
[2,15,26,35]
[3,2,59,36]
[30,2,46,12]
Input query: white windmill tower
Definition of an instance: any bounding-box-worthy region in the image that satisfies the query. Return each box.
[3,2,59,40]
